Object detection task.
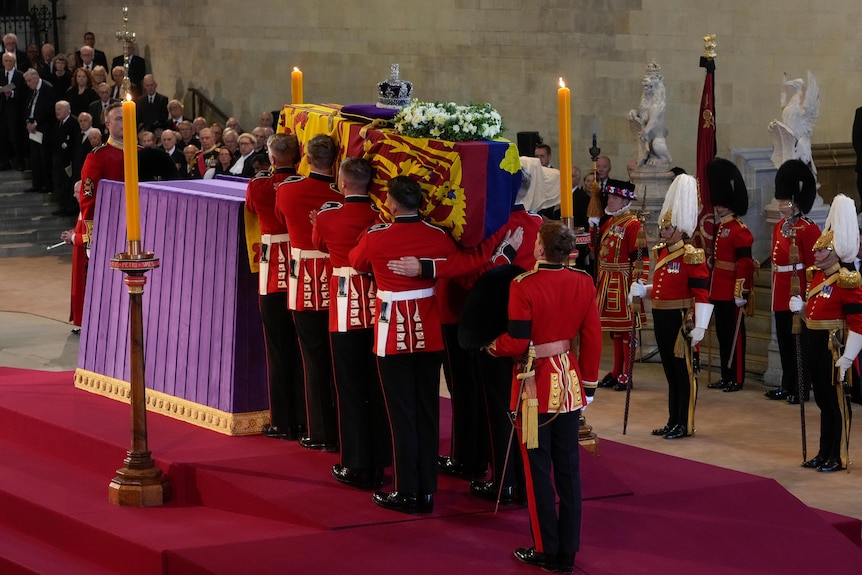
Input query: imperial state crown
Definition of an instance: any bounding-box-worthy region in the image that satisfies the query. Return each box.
[377,64,413,109]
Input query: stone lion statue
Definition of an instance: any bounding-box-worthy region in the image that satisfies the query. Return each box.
[768,70,819,177]
[628,60,672,168]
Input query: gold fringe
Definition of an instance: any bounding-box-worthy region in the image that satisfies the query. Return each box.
[674,328,687,359]
[521,396,539,449]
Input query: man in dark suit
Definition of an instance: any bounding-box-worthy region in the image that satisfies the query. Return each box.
[111,42,146,89]
[0,53,27,170]
[76,32,108,70]
[3,33,29,73]
[133,74,168,131]
[88,82,117,134]
[23,68,57,193]
[159,128,186,174]
[51,100,80,216]
[72,113,97,185]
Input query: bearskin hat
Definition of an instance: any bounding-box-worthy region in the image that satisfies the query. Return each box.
[707,157,748,216]
[774,159,816,214]
[458,264,526,350]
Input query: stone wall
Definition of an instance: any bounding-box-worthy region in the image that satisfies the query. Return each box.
[57,1,862,179]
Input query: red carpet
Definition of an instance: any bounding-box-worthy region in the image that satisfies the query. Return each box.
[0,367,860,574]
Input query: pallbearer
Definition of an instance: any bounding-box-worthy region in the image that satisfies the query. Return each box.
[792,194,861,472]
[629,174,712,439]
[706,158,754,393]
[595,181,648,391]
[767,160,820,404]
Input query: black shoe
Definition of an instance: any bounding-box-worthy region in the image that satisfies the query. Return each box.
[372,490,433,514]
[284,423,307,440]
[332,464,383,490]
[664,424,690,440]
[261,424,291,439]
[765,388,790,400]
[723,382,743,393]
[598,372,616,388]
[708,379,729,389]
[817,458,844,472]
[299,436,338,452]
[70,328,81,335]
[470,480,515,504]
[556,552,575,574]
[437,455,487,480]
[513,547,557,571]
[651,424,672,436]
[801,454,826,469]
[613,374,630,392]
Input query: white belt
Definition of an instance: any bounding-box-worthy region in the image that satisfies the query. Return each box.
[334,266,358,332]
[774,263,803,273]
[288,247,330,310]
[375,287,435,357]
[259,234,290,295]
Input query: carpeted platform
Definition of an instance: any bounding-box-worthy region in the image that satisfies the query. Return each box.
[0,367,860,574]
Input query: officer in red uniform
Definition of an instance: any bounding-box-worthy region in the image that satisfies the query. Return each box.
[487,221,601,574]
[767,160,820,403]
[61,101,125,329]
[706,158,754,393]
[312,156,390,489]
[349,175,459,514]
[595,181,649,391]
[275,133,342,451]
[793,194,861,472]
[629,175,712,439]
[245,133,306,441]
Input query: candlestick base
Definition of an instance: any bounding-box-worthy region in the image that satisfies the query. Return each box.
[579,414,600,455]
[108,455,171,507]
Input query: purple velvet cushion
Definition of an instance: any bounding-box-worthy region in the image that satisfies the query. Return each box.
[340,104,398,124]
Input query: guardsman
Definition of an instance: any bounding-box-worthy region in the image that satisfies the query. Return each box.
[312,157,390,489]
[60,101,125,329]
[487,221,601,575]
[767,160,820,404]
[275,133,341,452]
[629,175,712,439]
[792,194,861,472]
[245,133,306,441]
[595,181,649,391]
[706,158,754,393]
[349,176,459,515]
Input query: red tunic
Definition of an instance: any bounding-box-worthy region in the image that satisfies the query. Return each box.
[349,215,458,356]
[595,211,649,331]
[245,167,295,295]
[274,172,341,311]
[804,264,862,333]
[70,139,125,326]
[771,216,820,311]
[312,195,381,332]
[650,241,710,307]
[488,263,603,413]
[709,214,754,301]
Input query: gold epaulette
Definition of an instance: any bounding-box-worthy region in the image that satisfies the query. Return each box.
[837,267,862,289]
[513,269,539,283]
[651,243,665,256]
[683,244,705,264]
[806,265,817,283]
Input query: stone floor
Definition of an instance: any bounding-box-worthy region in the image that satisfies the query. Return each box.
[0,254,859,521]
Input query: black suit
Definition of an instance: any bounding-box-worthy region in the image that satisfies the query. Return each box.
[134,92,169,131]
[52,115,80,213]
[0,67,26,169]
[76,49,108,70]
[25,79,58,192]
[111,54,146,89]
[164,146,187,174]
[6,50,28,73]
[88,98,119,132]
[72,130,94,184]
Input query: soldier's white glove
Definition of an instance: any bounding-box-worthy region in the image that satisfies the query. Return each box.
[690,302,714,347]
[627,282,650,305]
[836,330,862,381]
[734,297,747,308]
[789,295,804,313]
[588,217,600,227]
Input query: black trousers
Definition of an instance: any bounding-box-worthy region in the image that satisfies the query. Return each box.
[377,351,442,494]
[774,310,811,394]
[52,158,77,213]
[711,300,745,384]
[653,308,695,429]
[292,310,337,444]
[331,329,391,470]
[809,329,852,462]
[477,352,523,490]
[520,410,582,556]
[29,138,52,192]
[258,293,305,430]
[441,323,488,469]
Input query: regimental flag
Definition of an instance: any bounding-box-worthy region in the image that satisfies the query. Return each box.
[694,54,717,264]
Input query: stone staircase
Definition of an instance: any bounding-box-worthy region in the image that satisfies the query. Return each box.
[0,170,76,258]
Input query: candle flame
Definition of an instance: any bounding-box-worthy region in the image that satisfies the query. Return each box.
[559,77,566,89]
[125,92,132,102]
[294,67,300,72]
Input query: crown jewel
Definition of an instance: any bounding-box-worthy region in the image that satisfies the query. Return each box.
[377,64,413,109]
